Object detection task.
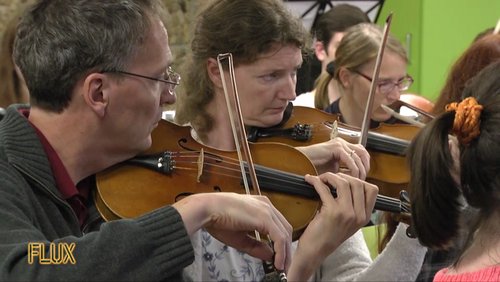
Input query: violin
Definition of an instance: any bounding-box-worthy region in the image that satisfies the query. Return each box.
[248,105,417,150]
[95,119,410,240]
[247,105,420,199]
[392,94,435,122]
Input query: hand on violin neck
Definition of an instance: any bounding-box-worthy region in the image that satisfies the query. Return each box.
[172,192,292,271]
[296,138,370,179]
[287,172,378,280]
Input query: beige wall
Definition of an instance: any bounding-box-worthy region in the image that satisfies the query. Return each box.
[0,0,203,112]
[0,0,203,66]
[0,0,32,35]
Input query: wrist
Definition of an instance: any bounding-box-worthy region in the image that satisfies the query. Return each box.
[172,193,211,236]
[287,245,323,281]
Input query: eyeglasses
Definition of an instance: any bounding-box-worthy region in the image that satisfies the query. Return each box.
[103,66,181,94]
[350,69,413,95]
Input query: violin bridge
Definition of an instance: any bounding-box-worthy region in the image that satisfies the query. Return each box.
[330,120,338,140]
[196,148,204,182]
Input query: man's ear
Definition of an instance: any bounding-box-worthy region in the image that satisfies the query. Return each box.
[83,73,109,117]
[207,58,224,88]
[314,41,327,62]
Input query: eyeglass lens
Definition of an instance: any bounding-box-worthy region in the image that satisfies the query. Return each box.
[378,77,413,94]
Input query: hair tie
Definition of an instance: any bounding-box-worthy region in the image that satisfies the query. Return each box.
[326,61,335,76]
[445,97,483,145]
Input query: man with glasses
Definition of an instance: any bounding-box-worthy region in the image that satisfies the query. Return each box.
[0,0,291,280]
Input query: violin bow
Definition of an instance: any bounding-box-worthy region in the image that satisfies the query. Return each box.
[357,16,417,237]
[380,104,426,128]
[494,18,500,34]
[216,53,257,197]
[358,13,393,146]
[216,53,288,282]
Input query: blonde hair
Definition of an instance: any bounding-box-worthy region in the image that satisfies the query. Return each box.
[314,23,408,110]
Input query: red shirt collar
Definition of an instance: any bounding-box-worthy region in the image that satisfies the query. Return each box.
[21,109,89,227]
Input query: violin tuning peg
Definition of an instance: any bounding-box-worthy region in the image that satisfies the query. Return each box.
[405,224,417,239]
[399,190,410,203]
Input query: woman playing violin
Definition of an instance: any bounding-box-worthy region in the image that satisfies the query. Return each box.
[311,20,423,242]
[317,23,412,128]
[175,0,425,280]
[176,2,369,179]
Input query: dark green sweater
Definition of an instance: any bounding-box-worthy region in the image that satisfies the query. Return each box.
[0,105,194,281]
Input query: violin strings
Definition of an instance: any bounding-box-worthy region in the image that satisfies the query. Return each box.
[288,122,409,156]
[167,150,404,213]
[170,151,320,193]
[170,151,404,210]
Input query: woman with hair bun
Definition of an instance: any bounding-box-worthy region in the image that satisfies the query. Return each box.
[408,61,500,281]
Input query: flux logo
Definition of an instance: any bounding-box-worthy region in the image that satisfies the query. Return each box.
[28,242,76,265]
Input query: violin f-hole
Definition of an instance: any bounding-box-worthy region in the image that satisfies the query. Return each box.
[175,192,194,202]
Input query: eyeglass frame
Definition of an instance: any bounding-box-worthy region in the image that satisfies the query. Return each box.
[349,69,413,95]
[101,66,181,94]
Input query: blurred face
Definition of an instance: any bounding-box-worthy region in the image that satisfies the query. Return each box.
[345,50,408,122]
[232,44,302,127]
[316,32,345,71]
[105,19,176,153]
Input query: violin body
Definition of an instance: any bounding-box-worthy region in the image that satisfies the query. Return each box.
[250,106,420,198]
[394,94,435,122]
[96,119,320,240]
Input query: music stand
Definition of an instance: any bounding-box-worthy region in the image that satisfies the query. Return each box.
[300,0,334,33]
[285,0,385,95]
[286,0,385,32]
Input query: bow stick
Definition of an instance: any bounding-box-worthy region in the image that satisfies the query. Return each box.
[357,15,417,238]
[359,13,393,146]
[217,53,287,282]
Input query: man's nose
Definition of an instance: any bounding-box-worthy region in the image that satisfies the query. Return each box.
[162,89,177,105]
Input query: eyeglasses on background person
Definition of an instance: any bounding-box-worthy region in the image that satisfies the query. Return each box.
[350,69,413,95]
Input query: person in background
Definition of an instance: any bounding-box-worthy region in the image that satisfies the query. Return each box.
[176,0,425,280]
[415,33,500,282]
[294,4,370,108]
[312,20,425,264]
[0,12,29,109]
[0,0,378,281]
[408,60,500,282]
[321,23,412,128]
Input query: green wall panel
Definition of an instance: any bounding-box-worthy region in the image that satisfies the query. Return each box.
[377,0,423,96]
